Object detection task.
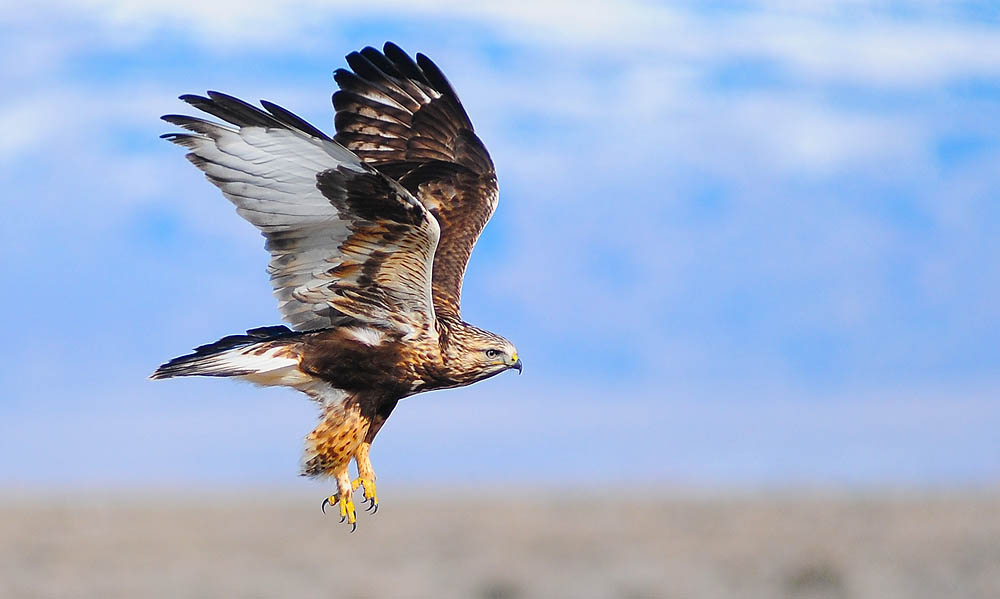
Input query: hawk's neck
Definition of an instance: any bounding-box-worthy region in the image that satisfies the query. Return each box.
[408,315,495,391]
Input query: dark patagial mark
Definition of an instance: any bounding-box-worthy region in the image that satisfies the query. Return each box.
[317,166,425,226]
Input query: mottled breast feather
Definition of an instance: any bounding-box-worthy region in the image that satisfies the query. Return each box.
[332,42,500,320]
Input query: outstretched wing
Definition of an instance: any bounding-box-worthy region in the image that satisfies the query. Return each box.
[162,92,440,334]
[332,42,498,319]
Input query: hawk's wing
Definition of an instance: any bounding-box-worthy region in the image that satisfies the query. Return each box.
[162,92,440,334]
[332,42,498,319]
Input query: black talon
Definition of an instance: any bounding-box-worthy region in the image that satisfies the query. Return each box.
[321,497,331,514]
[340,515,346,523]
[372,502,379,514]
[350,521,357,533]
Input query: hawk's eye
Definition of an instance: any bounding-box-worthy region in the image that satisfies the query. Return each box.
[485,349,502,359]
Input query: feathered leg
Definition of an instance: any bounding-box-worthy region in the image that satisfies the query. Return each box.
[353,443,377,512]
[302,397,371,531]
[351,399,396,514]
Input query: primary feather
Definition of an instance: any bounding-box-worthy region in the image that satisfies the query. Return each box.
[162,92,440,333]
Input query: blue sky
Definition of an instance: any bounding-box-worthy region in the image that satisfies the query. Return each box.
[1,1,998,490]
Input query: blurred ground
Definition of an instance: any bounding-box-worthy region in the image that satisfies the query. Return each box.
[1,490,997,598]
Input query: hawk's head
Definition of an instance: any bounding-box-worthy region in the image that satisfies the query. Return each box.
[444,323,521,384]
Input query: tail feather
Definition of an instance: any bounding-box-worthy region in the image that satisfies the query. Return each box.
[151,325,303,382]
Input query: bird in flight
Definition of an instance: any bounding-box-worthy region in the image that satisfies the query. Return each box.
[152,42,521,530]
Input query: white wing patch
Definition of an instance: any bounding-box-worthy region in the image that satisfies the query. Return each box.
[165,117,362,331]
[163,92,440,344]
[163,96,441,337]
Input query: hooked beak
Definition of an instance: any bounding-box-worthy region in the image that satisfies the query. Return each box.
[511,358,523,375]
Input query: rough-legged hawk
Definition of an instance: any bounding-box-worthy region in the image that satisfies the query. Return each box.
[152,42,521,530]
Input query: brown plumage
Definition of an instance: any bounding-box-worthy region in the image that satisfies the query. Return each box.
[333,43,498,320]
[152,43,521,530]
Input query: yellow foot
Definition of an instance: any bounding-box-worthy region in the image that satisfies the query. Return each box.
[321,494,357,531]
[352,477,379,513]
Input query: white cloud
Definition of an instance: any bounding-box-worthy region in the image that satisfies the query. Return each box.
[0,98,60,162]
[9,0,999,87]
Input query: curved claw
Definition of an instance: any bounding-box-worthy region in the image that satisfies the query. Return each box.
[352,477,378,514]
[372,502,378,514]
[321,490,358,530]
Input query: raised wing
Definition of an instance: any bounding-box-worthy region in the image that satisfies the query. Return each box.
[162,92,440,334]
[332,42,498,319]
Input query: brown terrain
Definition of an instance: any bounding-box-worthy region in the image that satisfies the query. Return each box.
[1,490,997,598]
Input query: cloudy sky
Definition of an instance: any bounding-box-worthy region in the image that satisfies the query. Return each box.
[2,1,998,490]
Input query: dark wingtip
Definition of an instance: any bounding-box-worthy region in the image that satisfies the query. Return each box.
[345,51,382,81]
[415,52,455,97]
[178,93,207,104]
[149,362,174,380]
[205,90,253,107]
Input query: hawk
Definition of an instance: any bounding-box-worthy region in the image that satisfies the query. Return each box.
[152,42,521,530]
